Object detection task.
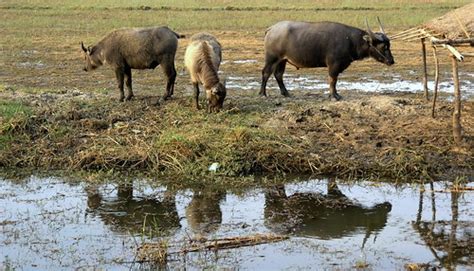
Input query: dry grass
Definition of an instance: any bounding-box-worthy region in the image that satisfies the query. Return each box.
[424,2,474,38]
[0,84,472,182]
[136,233,288,264]
[0,3,473,182]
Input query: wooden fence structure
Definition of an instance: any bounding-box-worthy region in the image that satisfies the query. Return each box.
[391,5,473,145]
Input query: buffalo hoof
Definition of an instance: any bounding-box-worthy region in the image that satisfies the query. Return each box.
[258,91,267,97]
[152,99,161,106]
[281,91,291,98]
[329,93,342,101]
[125,94,134,101]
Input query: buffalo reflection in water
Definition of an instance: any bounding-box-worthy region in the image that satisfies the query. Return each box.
[185,189,226,235]
[264,179,391,245]
[85,182,180,235]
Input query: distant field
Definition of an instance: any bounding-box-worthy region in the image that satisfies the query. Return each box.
[0,0,470,93]
[1,0,471,36]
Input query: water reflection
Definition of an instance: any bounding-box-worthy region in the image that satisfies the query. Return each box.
[413,182,474,269]
[1,176,473,270]
[85,181,180,235]
[264,179,392,245]
[185,189,226,235]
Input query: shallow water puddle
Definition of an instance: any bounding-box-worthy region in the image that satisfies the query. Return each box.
[0,177,473,270]
[226,72,474,99]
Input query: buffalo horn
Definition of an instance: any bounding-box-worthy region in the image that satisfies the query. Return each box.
[365,18,375,37]
[376,16,386,35]
[81,42,87,52]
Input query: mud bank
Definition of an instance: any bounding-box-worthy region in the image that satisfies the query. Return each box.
[0,88,472,181]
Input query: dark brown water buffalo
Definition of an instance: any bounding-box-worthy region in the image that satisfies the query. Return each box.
[260,19,395,100]
[81,26,183,102]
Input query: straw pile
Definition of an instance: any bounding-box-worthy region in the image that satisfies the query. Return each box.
[423,3,474,39]
[392,3,474,41]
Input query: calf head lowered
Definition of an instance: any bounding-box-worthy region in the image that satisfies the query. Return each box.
[207,81,227,113]
[81,42,103,71]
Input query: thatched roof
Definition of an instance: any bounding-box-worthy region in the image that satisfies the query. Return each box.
[393,3,474,41]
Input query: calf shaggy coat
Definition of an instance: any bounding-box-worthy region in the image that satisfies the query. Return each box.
[81,26,182,102]
[184,33,226,112]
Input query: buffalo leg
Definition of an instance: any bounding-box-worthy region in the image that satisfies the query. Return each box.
[328,62,349,101]
[259,55,279,96]
[124,67,134,101]
[274,60,289,97]
[161,57,177,100]
[115,68,125,102]
[193,82,200,110]
[328,75,341,101]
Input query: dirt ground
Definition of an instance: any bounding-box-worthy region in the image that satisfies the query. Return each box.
[0,32,473,182]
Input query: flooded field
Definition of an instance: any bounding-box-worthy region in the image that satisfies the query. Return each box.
[224,70,474,99]
[1,176,472,270]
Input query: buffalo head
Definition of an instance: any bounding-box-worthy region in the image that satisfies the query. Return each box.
[363,17,395,66]
[81,42,102,71]
[207,80,226,113]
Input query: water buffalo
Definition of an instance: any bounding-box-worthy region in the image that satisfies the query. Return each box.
[260,19,395,100]
[184,33,226,112]
[81,26,183,102]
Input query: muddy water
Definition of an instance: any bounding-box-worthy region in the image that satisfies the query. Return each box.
[225,72,474,99]
[1,177,473,270]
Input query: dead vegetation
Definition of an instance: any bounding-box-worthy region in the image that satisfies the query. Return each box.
[0,86,472,182]
[424,2,474,39]
[136,233,288,265]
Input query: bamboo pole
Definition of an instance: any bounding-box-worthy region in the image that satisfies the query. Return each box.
[431,38,465,61]
[391,27,420,39]
[399,31,427,41]
[431,46,440,118]
[451,55,462,144]
[431,38,474,45]
[421,38,429,100]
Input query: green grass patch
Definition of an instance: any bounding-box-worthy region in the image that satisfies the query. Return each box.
[0,100,32,132]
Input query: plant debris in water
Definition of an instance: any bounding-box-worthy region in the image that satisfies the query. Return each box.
[136,233,288,264]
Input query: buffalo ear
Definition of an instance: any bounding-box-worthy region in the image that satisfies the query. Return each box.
[363,35,372,44]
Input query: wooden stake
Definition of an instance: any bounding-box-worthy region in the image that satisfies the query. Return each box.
[451,55,462,144]
[421,38,429,101]
[431,46,439,118]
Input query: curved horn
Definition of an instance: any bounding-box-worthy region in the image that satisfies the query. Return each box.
[81,42,87,52]
[376,16,386,35]
[365,18,374,36]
